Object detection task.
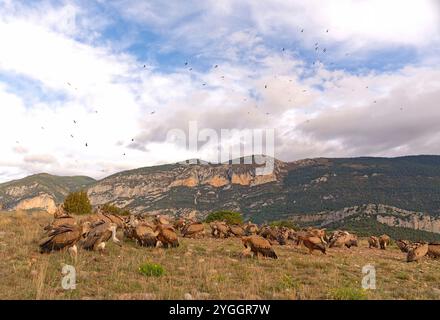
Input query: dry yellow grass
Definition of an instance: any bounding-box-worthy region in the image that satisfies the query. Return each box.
[0,211,439,300]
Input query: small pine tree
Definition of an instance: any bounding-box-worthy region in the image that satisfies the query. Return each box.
[63,190,92,215]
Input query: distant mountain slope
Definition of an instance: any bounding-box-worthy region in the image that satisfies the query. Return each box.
[0,173,96,212]
[2,155,440,227]
[86,155,440,223]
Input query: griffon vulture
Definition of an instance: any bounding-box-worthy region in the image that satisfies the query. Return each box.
[241,235,278,259]
[368,236,379,248]
[182,222,205,238]
[407,243,429,262]
[155,224,179,248]
[81,222,122,253]
[379,234,391,250]
[39,223,90,258]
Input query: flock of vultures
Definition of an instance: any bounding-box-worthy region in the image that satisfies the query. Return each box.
[39,205,440,263]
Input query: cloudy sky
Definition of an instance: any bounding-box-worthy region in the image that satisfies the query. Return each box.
[0,0,439,182]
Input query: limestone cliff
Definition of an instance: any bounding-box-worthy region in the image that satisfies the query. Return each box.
[13,194,57,214]
[291,204,440,234]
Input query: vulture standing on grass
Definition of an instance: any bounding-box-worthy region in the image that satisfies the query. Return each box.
[39,223,90,259]
[182,222,205,238]
[368,236,379,248]
[298,234,326,255]
[81,222,122,253]
[80,211,124,230]
[329,231,358,248]
[155,215,171,226]
[407,243,429,262]
[44,215,76,232]
[228,224,245,237]
[244,222,259,235]
[210,221,230,238]
[396,240,411,253]
[379,234,391,250]
[241,235,278,259]
[134,222,159,247]
[155,224,179,248]
[427,243,440,258]
[174,218,187,231]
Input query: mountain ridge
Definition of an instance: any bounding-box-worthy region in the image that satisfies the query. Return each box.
[2,155,440,227]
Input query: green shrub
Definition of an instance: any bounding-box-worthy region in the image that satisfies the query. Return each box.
[329,287,368,300]
[205,211,243,224]
[101,203,130,216]
[63,190,92,215]
[138,262,165,277]
[269,220,298,230]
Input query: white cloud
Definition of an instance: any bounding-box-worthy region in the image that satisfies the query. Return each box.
[0,0,439,183]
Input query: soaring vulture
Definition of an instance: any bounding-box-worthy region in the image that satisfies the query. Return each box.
[241,235,278,259]
[368,236,379,248]
[182,222,205,238]
[407,243,429,262]
[81,222,122,252]
[379,234,391,250]
[39,223,90,258]
[155,224,179,248]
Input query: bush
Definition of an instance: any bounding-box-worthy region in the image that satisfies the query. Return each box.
[138,262,165,277]
[205,211,243,225]
[63,190,92,215]
[101,203,130,216]
[329,287,368,300]
[269,220,298,230]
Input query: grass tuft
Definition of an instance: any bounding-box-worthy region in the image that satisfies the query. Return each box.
[138,262,165,277]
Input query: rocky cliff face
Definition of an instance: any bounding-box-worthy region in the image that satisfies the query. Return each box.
[13,194,57,214]
[87,159,285,217]
[291,204,440,234]
[0,173,95,213]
